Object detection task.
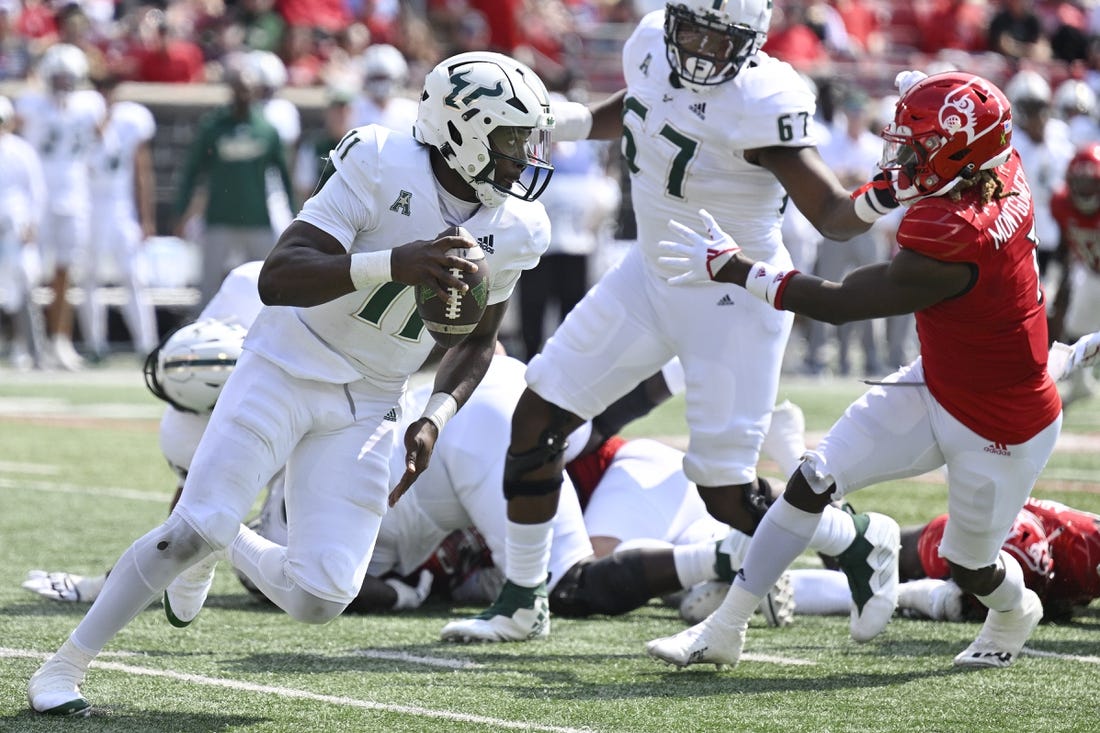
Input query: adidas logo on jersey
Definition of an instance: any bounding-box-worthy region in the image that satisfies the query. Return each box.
[983,442,1011,456]
[716,294,736,306]
[383,408,397,422]
[689,102,706,120]
[477,235,495,254]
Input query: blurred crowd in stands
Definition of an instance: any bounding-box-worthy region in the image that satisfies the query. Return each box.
[2,0,1100,384]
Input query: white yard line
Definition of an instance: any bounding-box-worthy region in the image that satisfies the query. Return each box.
[0,476,167,503]
[349,648,482,669]
[1,647,595,733]
[1021,647,1100,664]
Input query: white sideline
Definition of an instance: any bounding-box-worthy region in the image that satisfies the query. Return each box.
[1,647,595,733]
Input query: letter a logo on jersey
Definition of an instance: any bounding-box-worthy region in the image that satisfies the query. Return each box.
[389,190,412,216]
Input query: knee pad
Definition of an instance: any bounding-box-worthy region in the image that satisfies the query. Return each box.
[549,552,652,617]
[180,507,241,550]
[285,593,346,625]
[503,413,571,484]
[740,476,777,532]
[146,513,210,564]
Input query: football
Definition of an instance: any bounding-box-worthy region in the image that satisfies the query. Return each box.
[415,227,491,348]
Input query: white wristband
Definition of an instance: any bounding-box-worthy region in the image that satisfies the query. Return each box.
[551,100,593,142]
[349,250,392,290]
[421,392,458,433]
[744,261,798,309]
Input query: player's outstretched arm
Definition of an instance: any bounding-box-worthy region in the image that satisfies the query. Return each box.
[754,146,896,242]
[388,304,505,506]
[661,213,971,323]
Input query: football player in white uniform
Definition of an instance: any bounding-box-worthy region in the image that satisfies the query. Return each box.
[0,94,48,370]
[21,261,266,604]
[76,74,159,361]
[28,51,556,717]
[445,1,903,643]
[350,44,419,136]
[15,43,106,370]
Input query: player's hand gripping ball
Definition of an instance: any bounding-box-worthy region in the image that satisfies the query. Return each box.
[416,226,490,348]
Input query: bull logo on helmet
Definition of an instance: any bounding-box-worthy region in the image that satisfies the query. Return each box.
[939,79,1006,145]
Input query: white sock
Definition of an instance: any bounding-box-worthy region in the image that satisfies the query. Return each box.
[897,578,952,619]
[673,541,721,587]
[733,496,820,598]
[711,582,761,629]
[808,504,858,556]
[504,519,553,588]
[790,568,850,615]
[52,638,96,675]
[71,516,206,654]
[974,551,1024,613]
[227,524,298,605]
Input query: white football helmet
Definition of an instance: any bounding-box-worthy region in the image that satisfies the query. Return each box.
[664,0,771,92]
[1004,69,1052,107]
[361,44,409,102]
[413,51,554,208]
[143,318,247,413]
[247,50,288,92]
[1053,78,1097,119]
[37,43,88,93]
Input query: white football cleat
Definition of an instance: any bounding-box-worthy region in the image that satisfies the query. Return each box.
[22,570,105,603]
[679,581,728,625]
[646,617,746,670]
[441,581,549,643]
[164,551,220,628]
[836,511,900,642]
[27,643,91,716]
[953,589,1043,668]
[757,570,796,627]
[680,573,795,628]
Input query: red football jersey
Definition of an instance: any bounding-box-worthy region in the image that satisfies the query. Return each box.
[1023,497,1100,609]
[1051,186,1100,275]
[896,152,1061,444]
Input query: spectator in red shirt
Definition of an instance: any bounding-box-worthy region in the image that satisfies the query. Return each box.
[762,2,830,73]
[131,9,205,83]
[918,0,990,54]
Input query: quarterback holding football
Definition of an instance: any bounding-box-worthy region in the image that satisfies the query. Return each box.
[28,51,556,716]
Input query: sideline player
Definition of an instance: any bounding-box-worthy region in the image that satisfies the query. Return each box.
[445,0,902,644]
[15,43,105,370]
[28,51,557,716]
[649,70,1062,669]
[77,74,159,361]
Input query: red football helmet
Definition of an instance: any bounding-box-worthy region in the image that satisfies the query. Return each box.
[880,72,1013,203]
[917,510,1053,596]
[1066,143,1100,215]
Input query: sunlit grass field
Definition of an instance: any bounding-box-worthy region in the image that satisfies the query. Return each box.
[1,365,1098,732]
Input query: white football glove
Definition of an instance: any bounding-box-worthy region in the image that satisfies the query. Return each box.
[657,208,741,285]
[1048,331,1100,382]
[385,569,434,610]
[22,570,105,603]
[895,70,928,96]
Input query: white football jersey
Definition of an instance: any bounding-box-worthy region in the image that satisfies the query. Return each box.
[15,89,105,209]
[246,125,550,384]
[89,101,155,212]
[371,354,593,590]
[349,95,418,136]
[0,132,45,238]
[621,12,818,264]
